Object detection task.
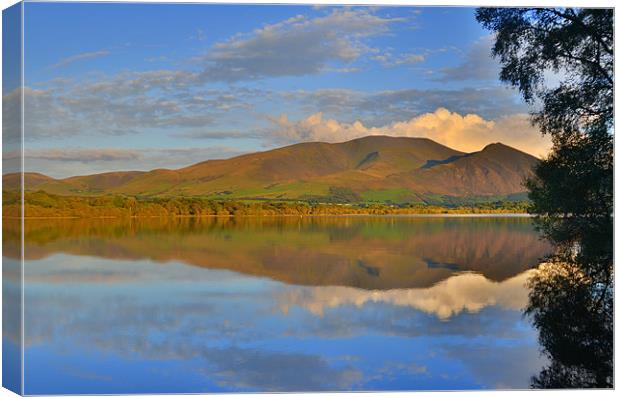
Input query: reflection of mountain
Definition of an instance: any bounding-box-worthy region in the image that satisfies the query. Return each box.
[4,136,537,201]
[6,216,551,289]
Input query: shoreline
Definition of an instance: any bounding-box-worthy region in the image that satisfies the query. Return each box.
[3,213,534,220]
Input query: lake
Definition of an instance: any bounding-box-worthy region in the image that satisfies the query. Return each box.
[3,216,552,393]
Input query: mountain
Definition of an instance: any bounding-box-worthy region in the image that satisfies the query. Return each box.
[2,172,55,189]
[4,136,539,204]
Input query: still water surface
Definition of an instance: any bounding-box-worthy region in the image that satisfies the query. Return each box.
[4,216,552,393]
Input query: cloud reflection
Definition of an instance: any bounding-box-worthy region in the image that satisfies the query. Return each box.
[19,254,544,392]
[278,270,535,320]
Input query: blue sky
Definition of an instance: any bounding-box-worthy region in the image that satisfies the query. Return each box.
[5,2,550,177]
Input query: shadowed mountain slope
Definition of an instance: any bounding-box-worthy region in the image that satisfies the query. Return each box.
[408,143,539,196]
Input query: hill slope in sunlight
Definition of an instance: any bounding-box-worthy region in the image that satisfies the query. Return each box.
[5,136,538,204]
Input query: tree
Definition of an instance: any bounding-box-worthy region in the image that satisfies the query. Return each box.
[476,8,613,388]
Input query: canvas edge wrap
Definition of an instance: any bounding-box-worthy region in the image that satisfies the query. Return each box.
[2,2,24,395]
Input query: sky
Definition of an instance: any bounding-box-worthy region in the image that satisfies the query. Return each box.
[4,2,552,178]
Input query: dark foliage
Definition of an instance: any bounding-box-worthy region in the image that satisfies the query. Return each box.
[476,8,612,135]
[476,7,613,388]
[525,261,613,388]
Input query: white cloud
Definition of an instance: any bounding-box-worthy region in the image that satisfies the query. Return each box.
[198,8,404,81]
[4,80,257,140]
[269,107,551,157]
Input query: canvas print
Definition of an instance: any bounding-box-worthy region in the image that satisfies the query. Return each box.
[2,2,614,394]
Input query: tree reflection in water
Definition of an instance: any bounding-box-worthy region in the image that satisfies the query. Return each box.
[525,260,613,388]
[475,7,614,389]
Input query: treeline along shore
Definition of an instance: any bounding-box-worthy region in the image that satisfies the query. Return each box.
[2,190,531,218]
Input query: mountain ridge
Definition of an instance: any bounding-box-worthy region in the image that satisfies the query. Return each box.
[3,136,538,204]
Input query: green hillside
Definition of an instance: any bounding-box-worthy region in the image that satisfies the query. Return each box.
[4,136,538,205]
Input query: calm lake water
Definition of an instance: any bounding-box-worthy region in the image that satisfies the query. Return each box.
[4,216,552,393]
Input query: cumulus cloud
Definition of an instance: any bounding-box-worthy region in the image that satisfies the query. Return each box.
[8,80,535,147]
[269,108,551,157]
[4,13,523,148]
[198,8,403,81]
[50,50,110,69]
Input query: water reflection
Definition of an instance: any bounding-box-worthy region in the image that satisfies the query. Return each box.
[4,216,550,289]
[3,216,554,393]
[278,270,536,320]
[526,261,613,388]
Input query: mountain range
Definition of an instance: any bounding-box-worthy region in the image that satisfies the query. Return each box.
[4,136,538,204]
